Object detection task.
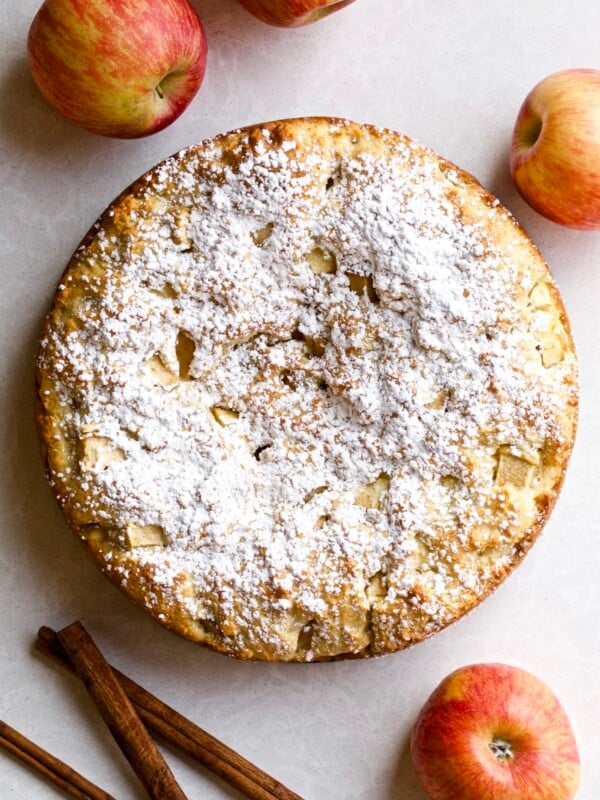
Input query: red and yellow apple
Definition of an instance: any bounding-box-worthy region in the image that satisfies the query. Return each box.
[236,0,356,27]
[510,68,600,229]
[411,663,580,800]
[27,0,207,139]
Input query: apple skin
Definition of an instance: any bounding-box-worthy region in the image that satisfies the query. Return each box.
[510,68,600,230]
[411,663,580,800]
[27,0,207,139]
[236,0,356,28]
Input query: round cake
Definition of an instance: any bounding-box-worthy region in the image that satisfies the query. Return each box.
[36,118,578,661]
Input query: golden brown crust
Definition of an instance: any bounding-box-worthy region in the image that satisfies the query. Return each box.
[36,118,578,661]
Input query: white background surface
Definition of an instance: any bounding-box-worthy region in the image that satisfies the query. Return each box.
[1,0,599,797]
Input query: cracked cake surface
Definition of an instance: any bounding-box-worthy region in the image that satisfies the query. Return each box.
[36,118,578,661]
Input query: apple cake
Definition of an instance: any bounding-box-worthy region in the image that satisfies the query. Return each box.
[36,118,578,661]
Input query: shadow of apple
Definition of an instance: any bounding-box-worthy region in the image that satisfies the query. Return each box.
[388,734,428,800]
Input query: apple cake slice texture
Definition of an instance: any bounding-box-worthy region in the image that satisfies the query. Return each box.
[36,118,578,661]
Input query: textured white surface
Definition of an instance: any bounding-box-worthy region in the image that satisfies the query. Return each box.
[0,0,598,797]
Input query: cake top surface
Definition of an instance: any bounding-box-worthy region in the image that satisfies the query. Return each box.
[37,118,578,660]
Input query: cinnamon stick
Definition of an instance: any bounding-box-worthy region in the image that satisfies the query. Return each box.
[37,626,305,800]
[56,621,188,800]
[0,719,116,800]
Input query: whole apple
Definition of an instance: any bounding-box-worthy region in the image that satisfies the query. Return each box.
[411,663,580,800]
[236,0,356,27]
[510,68,600,229]
[27,0,207,138]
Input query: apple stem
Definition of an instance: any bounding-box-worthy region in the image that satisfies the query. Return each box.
[156,72,182,101]
[489,738,514,763]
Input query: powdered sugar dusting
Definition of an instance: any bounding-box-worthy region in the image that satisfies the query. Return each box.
[38,120,577,659]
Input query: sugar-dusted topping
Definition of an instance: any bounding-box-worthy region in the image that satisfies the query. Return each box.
[38,120,577,660]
